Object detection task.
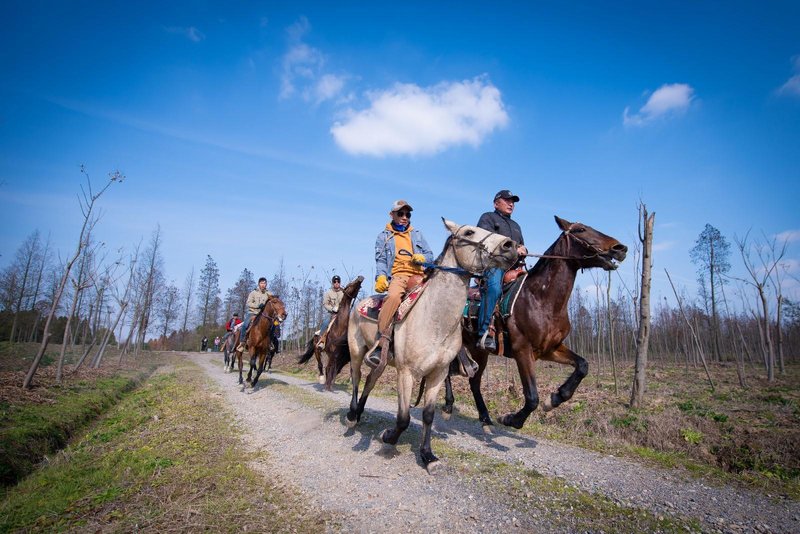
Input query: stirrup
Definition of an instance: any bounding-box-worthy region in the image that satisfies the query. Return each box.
[477,331,497,352]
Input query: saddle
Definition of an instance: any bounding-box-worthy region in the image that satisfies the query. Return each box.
[356,277,427,323]
[463,269,528,358]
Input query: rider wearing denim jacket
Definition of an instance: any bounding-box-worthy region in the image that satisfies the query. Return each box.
[366,200,434,367]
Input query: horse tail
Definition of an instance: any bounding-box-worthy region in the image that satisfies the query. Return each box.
[413,377,426,407]
[297,337,316,364]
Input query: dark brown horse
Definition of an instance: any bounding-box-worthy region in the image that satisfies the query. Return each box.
[232,296,288,388]
[298,276,364,389]
[451,216,627,430]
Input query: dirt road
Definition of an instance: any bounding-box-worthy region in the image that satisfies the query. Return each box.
[194,352,799,533]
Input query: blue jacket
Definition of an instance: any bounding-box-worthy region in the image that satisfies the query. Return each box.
[375,226,434,280]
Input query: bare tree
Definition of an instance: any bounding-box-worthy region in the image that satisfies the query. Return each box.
[179,267,195,350]
[6,231,41,343]
[225,268,255,317]
[157,281,180,342]
[734,231,787,382]
[23,167,123,389]
[666,269,715,391]
[56,235,101,383]
[630,203,654,408]
[92,246,139,369]
[134,226,164,357]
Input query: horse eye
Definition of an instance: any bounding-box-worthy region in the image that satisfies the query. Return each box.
[464,230,475,237]
[573,227,585,233]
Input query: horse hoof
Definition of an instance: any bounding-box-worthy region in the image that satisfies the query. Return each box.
[346,417,357,429]
[318,375,325,385]
[542,398,554,412]
[481,423,494,435]
[425,460,441,475]
[441,410,451,421]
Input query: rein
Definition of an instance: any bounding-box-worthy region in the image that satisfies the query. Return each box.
[523,229,606,262]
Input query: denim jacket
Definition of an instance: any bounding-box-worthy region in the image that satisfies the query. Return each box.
[375,226,434,280]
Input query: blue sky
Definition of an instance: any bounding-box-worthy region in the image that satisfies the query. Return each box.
[2,1,799,309]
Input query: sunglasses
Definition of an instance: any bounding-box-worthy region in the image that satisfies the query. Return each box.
[395,210,412,218]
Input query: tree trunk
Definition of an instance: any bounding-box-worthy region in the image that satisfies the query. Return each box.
[630,206,654,408]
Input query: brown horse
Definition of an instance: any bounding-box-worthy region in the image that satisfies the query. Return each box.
[452,216,627,430]
[232,295,288,388]
[298,276,364,389]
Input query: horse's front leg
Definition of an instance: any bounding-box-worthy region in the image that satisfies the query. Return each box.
[540,343,588,412]
[237,352,244,384]
[251,353,267,388]
[246,354,257,385]
[499,349,539,429]
[381,368,413,446]
[353,355,389,424]
[418,365,448,474]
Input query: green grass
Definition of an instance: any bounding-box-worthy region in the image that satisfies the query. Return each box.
[0,362,331,532]
[0,374,143,487]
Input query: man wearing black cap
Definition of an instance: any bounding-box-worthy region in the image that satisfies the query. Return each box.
[316,275,344,349]
[475,190,528,351]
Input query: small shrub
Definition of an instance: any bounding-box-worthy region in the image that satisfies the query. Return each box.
[681,428,703,445]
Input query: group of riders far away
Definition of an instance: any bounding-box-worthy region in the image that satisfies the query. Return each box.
[222,276,282,356]
[228,188,527,367]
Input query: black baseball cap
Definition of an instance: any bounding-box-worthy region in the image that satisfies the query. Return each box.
[494,189,520,202]
[332,275,341,283]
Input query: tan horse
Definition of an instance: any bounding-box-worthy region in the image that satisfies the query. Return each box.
[231,296,287,388]
[346,219,518,473]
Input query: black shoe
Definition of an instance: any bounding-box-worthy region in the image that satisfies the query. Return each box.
[478,336,497,352]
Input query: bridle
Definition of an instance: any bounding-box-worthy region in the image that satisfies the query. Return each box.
[443,225,516,276]
[259,297,287,326]
[524,227,609,262]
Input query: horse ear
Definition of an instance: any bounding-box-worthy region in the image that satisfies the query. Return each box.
[554,215,572,231]
[442,218,458,234]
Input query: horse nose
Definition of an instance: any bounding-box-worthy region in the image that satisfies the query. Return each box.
[502,239,514,249]
[613,243,628,253]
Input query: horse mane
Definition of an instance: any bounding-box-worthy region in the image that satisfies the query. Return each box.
[527,232,567,277]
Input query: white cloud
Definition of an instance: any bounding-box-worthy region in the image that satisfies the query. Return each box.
[165,26,205,42]
[330,76,509,157]
[777,56,800,97]
[775,229,800,243]
[623,83,695,126]
[307,74,348,105]
[652,240,676,252]
[279,17,345,104]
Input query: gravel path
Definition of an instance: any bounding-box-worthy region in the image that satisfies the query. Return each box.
[194,353,799,533]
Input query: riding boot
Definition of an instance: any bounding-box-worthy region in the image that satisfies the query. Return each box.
[366,329,391,369]
[236,330,247,353]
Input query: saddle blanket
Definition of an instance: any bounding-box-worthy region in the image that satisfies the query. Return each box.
[356,282,427,323]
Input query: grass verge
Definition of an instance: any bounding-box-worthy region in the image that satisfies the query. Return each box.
[0,360,331,532]
[0,369,149,487]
